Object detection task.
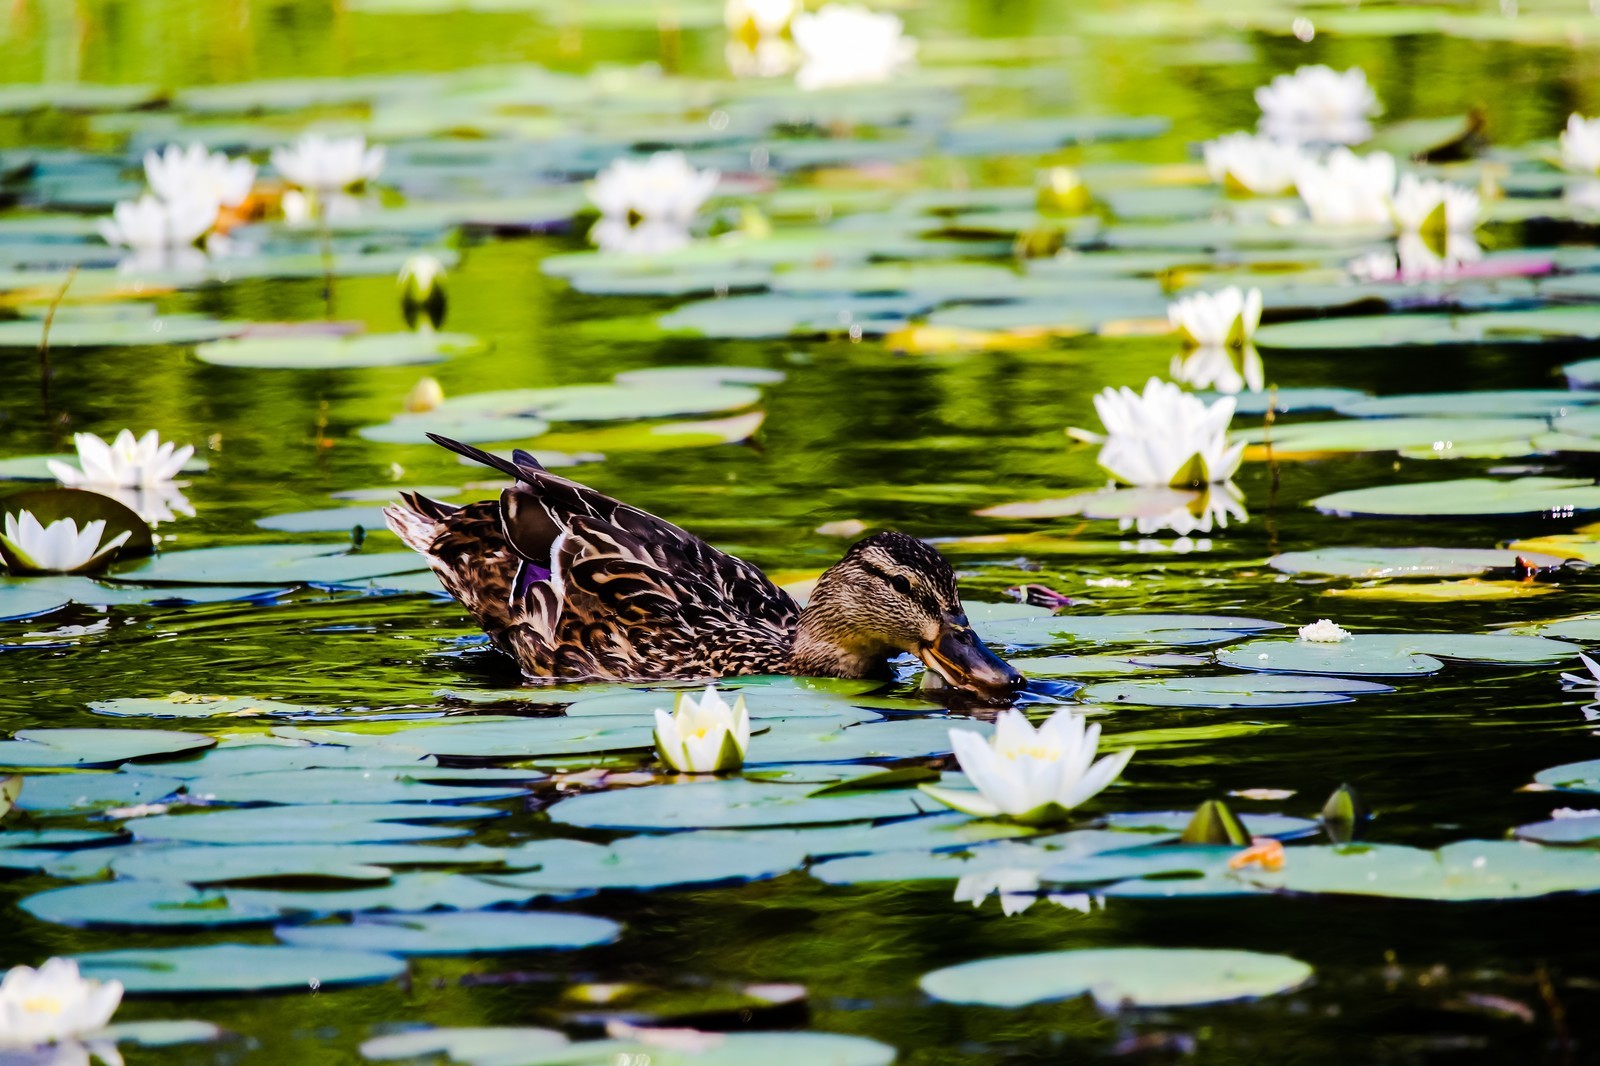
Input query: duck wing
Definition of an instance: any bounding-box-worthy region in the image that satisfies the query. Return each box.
[395,434,800,680]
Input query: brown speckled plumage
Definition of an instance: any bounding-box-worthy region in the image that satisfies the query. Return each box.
[386,434,1024,700]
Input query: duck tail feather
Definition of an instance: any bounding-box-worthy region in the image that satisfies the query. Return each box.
[425,433,531,483]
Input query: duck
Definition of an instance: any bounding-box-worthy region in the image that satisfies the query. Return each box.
[384,433,1025,704]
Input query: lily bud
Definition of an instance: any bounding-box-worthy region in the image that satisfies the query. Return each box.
[398,253,448,329]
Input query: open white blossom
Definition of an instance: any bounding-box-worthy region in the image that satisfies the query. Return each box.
[726,37,798,79]
[272,134,385,194]
[1256,64,1380,145]
[1298,619,1351,643]
[0,958,122,1053]
[921,709,1134,825]
[1072,378,1244,488]
[1561,652,1600,688]
[1,513,132,575]
[1202,132,1310,196]
[97,193,218,252]
[791,4,916,91]
[1168,287,1262,349]
[1170,344,1265,395]
[1390,174,1480,235]
[1294,148,1396,225]
[48,430,193,490]
[398,253,446,306]
[143,143,256,208]
[725,0,799,36]
[1561,114,1600,175]
[589,151,719,227]
[653,685,751,773]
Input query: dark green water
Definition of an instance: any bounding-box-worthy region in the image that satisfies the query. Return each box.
[2,1,1600,1062]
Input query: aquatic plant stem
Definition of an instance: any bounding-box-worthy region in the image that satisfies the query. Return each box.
[37,266,77,435]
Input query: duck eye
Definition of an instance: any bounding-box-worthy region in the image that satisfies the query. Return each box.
[885,573,914,596]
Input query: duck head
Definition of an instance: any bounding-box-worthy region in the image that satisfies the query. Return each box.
[788,531,1025,704]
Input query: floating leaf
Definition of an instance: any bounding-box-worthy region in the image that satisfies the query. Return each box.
[550,779,930,831]
[920,948,1312,1008]
[1268,547,1564,579]
[23,880,283,929]
[1241,417,1542,458]
[128,803,503,845]
[0,728,212,769]
[1081,674,1392,709]
[1324,580,1553,602]
[1216,633,1578,676]
[112,544,426,586]
[75,944,406,994]
[1239,841,1600,900]
[1311,478,1600,518]
[194,332,487,369]
[487,833,808,892]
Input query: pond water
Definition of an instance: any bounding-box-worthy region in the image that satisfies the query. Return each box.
[5,0,1600,1062]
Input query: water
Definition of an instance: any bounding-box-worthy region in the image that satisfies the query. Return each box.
[2,0,1600,1062]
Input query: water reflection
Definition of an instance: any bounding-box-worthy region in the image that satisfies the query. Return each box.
[590,217,693,256]
[953,868,1098,916]
[1118,481,1246,537]
[1170,344,1264,395]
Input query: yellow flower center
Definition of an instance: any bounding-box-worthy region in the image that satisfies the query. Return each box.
[21,995,64,1015]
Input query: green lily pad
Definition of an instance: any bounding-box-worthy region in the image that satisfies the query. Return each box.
[550,779,931,831]
[488,833,808,892]
[15,772,183,813]
[1014,653,1206,677]
[810,831,1156,886]
[0,728,212,769]
[0,314,245,348]
[277,910,619,955]
[1241,417,1543,457]
[74,944,406,994]
[23,880,283,929]
[226,872,543,916]
[659,293,932,339]
[361,1028,570,1063]
[920,947,1312,1008]
[750,718,987,765]
[1238,841,1600,900]
[181,768,530,806]
[194,332,486,369]
[87,694,319,719]
[1216,633,1578,676]
[128,803,503,845]
[1312,478,1600,518]
[1257,307,1600,351]
[1513,817,1600,845]
[1226,389,1369,415]
[1532,759,1600,794]
[980,613,1282,649]
[110,842,511,885]
[1336,390,1600,419]
[1080,674,1393,708]
[360,1028,895,1066]
[111,544,427,586]
[276,716,656,759]
[1268,547,1565,578]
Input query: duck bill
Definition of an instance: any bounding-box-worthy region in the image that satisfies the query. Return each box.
[919,625,1025,704]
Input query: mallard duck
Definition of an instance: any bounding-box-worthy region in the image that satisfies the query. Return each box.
[384,434,1025,703]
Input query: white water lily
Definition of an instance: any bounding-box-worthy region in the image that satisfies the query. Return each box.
[1170,344,1265,395]
[1202,132,1310,196]
[143,143,255,208]
[1071,378,1244,488]
[589,151,719,229]
[653,685,751,773]
[1168,286,1262,349]
[1561,652,1600,687]
[725,0,799,36]
[398,253,446,305]
[1294,148,1396,226]
[1561,114,1600,175]
[1036,166,1091,215]
[791,4,916,91]
[921,709,1132,824]
[97,193,219,252]
[1298,618,1350,643]
[726,37,798,79]
[272,133,385,194]
[48,430,193,490]
[0,513,132,575]
[1390,174,1479,236]
[1256,64,1380,145]
[0,959,121,1051]
[1120,481,1247,537]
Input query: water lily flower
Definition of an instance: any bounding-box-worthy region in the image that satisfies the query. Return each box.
[1168,286,1262,350]
[1170,344,1265,395]
[0,959,121,1053]
[1390,173,1479,237]
[1293,148,1396,225]
[725,0,799,37]
[1202,132,1310,196]
[0,513,132,575]
[1071,378,1244,488]
[405,376,446,413]
[1036,166,1091,215]
[1298,618,1350,643]
[726,37,798,79]
[271,133,385,194]
[589,152,719,229]
[143,143,256,208]
[791,4,916,91]
[654,685,751,773]
[1561,652,1600,687]
[97,193,219,252]
[1256,64,1380,145]
[48,431,194,490]
[1561,114,1600,175]
[921,708,1134,825]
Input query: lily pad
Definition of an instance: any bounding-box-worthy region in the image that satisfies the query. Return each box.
[112,544,427,586]
[22,880,283,929]
[981,613,1282,649]
[74,944,406,994]
[1238,841,1600,900]
[194,332,486,369]
[1268,547,1565,578]
[128,803,503,845]
[1257,307,1600,351]
[920,947,1312,1008]
[550,779,932,831]
[1241,418,1543,458]
[487,833,809,892]
[1311,478,1600,518]
[0,314,245,348]
[110,842,511,885]
[277,910,619,955]
[1080,674,1393,708]
[1336,390,1600,419]
[1216,633,1578,676]
[0,728,212,769]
